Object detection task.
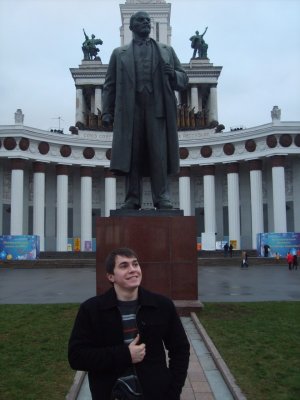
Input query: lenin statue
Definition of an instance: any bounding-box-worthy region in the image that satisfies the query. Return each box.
[102,11,188,210]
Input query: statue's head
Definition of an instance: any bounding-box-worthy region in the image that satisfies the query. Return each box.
[91,34,95,38]
[196,31,199,35]
[130,11,151,37]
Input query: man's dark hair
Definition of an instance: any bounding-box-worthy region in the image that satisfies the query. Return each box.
[105,247,139,274]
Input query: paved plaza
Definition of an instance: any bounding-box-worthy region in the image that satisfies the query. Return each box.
[0,264,299,304]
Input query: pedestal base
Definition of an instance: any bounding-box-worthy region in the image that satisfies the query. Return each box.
[96,215,199,303]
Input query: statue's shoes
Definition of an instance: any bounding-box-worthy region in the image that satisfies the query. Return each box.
[120,201,141,210]
[155,200,173,209]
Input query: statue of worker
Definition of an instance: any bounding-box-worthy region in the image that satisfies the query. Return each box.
[190,27,208,59]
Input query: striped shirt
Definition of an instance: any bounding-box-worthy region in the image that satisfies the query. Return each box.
[117,299,138,344]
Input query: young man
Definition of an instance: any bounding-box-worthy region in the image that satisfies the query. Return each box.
[68,247,190,400]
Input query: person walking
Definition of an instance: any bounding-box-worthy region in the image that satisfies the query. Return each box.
[223,242,229,257]
[293,254,298,270]
[286,252,293,270]
[241,250,248,268]
[68,247,190,400]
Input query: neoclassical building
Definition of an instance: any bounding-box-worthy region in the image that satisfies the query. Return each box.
[0,0,299,252]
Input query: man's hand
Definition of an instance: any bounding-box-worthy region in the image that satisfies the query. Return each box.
[129,334,146,364]
[102,114,113,127]
[163,63,175,79]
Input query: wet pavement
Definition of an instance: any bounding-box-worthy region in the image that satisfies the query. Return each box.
[0,264,299,304]
[199,264,300,302]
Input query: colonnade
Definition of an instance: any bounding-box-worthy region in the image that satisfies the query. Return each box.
[8,155,288,251]
[76,86,103,125]
[75,84,219,127]
[178,156,288,249]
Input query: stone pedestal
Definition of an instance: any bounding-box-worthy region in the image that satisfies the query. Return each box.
[96,214,200,310]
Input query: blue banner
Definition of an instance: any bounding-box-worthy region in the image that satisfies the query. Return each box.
[257,232,300,257]
[0,235,40,260]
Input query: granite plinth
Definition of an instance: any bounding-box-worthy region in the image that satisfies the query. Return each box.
[96,215,198,301]
[110,208,183,216]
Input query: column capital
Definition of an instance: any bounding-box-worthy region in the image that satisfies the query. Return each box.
[104,168,115,178]
[226,162,239,174]
[80,166,93,177]
[56,164,69,176]
[248,159,262,171]
[271,155,286,167]
[202,165,215,176]
[33,161,47,173]
[11,158,26,170]
[179,167,191,177]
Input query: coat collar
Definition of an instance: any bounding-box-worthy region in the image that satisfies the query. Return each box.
[99,286,159,310]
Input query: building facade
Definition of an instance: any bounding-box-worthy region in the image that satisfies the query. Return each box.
[0,0,299,251]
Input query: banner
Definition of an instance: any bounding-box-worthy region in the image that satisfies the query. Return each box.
[257,232,300,257]
[0,235,40,260]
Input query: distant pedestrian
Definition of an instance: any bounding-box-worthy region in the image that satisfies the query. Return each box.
[264,244,270,257]
[241,251,248,268]
[223,242,229,257]
[293,254,298,270]
[229,243,233,257]
[286,252,293,270]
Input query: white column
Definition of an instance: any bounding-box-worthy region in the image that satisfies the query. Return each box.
[249,160,264,249]
[190,86,199,113]
[94,86,102,114]
[227,163,241,250]
[179,167,191,216]
[10,159,25,235]
[56,165,69,251]
[208,85,218,123]
[203,166,216,233]
[80,167,92,250]
[105,169,116,217]
[76,86,85,124]
[293,158,300,232]
[271,156,287,232]
[33,162,46,251]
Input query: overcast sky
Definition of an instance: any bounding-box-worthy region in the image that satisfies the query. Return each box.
[0,0,299,132]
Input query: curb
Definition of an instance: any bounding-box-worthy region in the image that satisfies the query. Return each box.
[65,370,86,400]
[190,312,247,400]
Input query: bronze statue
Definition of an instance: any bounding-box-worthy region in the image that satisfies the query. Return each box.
[82,29,103,61]
[102,11,188,209]
[190,27,208,59]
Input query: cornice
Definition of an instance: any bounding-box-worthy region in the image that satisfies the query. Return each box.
[69,62,222,83]
[0,123,299,168]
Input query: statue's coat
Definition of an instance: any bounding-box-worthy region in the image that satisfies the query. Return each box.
[102,39,188,176]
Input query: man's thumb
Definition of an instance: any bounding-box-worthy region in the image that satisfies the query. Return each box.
[132,334,140,344]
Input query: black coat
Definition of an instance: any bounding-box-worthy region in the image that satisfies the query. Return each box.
[68,287,190,400]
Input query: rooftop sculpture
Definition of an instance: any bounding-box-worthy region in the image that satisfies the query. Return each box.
[190,27,208,59]
[82,29,103,61]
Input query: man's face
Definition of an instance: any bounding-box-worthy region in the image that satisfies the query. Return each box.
[130,12,151,37]
[107,255,142,291]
